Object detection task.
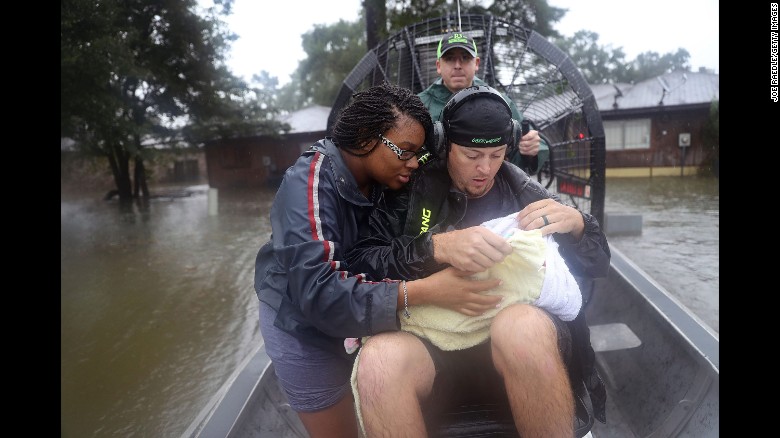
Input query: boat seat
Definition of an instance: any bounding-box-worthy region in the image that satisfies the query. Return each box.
[426,377,594,437]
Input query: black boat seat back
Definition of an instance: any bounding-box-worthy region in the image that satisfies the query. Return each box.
[426,378,594,437]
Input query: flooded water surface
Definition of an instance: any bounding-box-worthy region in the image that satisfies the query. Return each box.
[61,186,270,437]
[61,176,718,437]
[604,176,719,333]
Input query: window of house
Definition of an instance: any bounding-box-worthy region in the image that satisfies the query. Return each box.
[604,119,651,150]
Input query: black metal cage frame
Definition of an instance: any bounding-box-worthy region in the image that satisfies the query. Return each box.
[327,14,605,224]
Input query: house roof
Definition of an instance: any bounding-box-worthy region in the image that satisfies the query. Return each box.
[272,71,719,136]
[278,105,330,133]
[592,71,719,111]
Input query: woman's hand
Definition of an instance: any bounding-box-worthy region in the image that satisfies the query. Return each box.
[408,267,503,316]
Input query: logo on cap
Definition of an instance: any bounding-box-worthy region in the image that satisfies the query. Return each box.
[437,32,478,58]
[447,34,469,44]
[471,137,502,144]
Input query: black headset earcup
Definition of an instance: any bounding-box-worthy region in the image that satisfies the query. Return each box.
[509,119,521,154]
[433,121,446,159]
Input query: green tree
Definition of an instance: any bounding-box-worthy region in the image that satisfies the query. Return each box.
[61,0,285,201]
[486,0,565,38]
[381,0,565,36]
[386,0,451,30]
[622,49,691,83]
[554,30,629,84]
[555,31,692,84]
[280,0,568,110]
[365,0,389,51]
[278,0,696,111]
[280,19,367,109]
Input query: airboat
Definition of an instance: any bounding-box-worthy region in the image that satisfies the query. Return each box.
[184,14,719,438]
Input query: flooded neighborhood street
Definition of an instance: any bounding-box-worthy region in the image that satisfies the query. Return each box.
[61,175,718,437]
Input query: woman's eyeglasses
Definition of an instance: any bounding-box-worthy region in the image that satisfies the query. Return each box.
[379,134,428,161]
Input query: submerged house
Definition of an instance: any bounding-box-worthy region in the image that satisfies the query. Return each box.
[205,72,719,188]
[203,105,330,189]
[591,70,719,177]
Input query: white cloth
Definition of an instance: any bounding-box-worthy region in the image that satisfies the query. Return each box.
[535,234,582,321]
[482,212,582,322]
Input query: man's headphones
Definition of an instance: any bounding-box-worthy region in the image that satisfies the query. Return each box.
[432,85,521,160]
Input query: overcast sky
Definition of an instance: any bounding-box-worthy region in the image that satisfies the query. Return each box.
[218,0,719,85]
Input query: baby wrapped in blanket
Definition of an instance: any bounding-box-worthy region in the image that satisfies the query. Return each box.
[397,211,583,351]
[349,211,583,435]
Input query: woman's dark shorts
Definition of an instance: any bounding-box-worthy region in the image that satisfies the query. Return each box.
[259,301,354,413]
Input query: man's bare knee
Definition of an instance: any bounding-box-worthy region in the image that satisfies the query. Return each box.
[357,332,430,385]
[492,304,555,342]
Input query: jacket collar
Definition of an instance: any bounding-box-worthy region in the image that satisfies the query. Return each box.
[315,138,376,207]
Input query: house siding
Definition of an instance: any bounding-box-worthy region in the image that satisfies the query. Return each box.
[594,71,718,177]
[204,132,323,189]
[203,73,717,187]
[602,104,712,176]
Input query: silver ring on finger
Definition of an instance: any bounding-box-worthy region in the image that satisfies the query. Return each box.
[542,215,550,226]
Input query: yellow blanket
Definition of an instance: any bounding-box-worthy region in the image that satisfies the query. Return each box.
[399,227,547,351]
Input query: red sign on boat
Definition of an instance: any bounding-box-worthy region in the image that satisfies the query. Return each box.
[557,177,591,199]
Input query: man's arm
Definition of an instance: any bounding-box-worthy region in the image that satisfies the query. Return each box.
[345,188,446,281]
[345,188,513,280]
[505,97,550,175]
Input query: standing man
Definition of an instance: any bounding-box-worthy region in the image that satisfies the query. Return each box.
[418,30,550,175]
[347,85,608,437]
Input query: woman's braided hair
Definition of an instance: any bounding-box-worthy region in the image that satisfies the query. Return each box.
[331,82,433,156]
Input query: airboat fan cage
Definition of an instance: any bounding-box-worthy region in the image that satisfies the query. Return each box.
[328,14,605,223]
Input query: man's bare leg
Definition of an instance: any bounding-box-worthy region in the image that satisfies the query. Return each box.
[296,392,359,438]
[491,304,574,438]
[356,331,436,437]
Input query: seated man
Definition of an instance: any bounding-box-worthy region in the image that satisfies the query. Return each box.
[346,85,610,437]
